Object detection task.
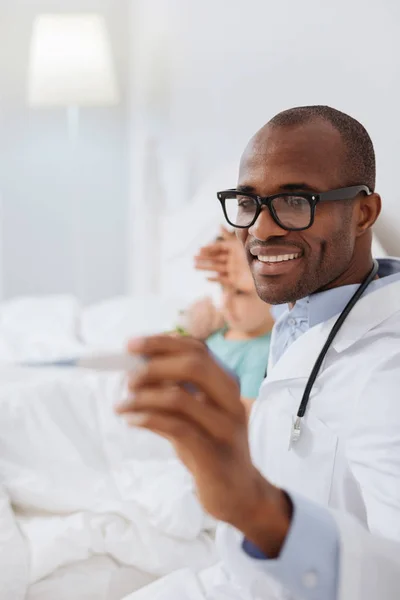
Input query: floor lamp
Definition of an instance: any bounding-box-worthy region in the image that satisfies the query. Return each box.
[27,13,120,302]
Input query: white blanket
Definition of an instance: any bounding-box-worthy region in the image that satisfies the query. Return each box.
[124,562,287,600]
[0,295,217,599]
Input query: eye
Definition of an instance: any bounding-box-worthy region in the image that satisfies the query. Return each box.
[288,196,305,206]
[237,196,255,209]
[279,195,309,210]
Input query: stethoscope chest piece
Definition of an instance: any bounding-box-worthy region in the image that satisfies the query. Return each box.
[289,416,302,447]
[287,260,379,451]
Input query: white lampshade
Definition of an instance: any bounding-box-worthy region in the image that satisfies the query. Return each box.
[28,13,120,107]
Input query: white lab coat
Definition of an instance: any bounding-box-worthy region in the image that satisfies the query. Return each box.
[334,510,400,600]
[126,278,400,600]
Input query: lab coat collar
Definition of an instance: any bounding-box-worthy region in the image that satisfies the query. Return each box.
[308,257,400,328]
[330,276,400,352]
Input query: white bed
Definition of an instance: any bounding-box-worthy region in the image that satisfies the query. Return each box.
[0,297,217,600]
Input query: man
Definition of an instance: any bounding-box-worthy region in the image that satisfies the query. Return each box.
[117,106,400,599]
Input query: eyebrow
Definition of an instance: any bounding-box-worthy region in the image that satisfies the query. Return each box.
[237,182,317,194]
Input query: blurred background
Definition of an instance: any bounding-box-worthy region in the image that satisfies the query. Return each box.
[0,0,399,305]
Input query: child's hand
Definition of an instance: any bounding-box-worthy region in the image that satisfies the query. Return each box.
[194,226,254,292]
[183,297,225,341]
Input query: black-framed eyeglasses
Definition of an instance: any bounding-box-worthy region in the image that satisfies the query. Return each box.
[217,185,371,231]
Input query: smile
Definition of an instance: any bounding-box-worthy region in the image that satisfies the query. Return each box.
[257,253,301,263]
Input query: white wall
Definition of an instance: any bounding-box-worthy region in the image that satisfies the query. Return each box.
[0,0,130,304]
[128,0,400,295]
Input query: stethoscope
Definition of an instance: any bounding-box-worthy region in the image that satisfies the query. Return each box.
[289,259,379,445]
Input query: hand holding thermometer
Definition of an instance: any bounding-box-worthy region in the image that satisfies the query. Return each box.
[19,327,233,397]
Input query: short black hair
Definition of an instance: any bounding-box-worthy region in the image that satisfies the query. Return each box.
[269,105,376,191]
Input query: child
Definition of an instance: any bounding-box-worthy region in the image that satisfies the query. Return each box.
[181,284,274,413]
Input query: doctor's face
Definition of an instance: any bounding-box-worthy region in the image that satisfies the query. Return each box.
[236,120,364,305]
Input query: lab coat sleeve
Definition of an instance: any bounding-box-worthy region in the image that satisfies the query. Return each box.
[0,486,29,600]
[219,495,400,600]
[244,492,339,598]
[217,491,339,600]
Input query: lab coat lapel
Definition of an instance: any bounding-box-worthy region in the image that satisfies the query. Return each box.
[253,320,339,505]
[266,279,400,384]
[331,278,400,352]
[266,320,329,384]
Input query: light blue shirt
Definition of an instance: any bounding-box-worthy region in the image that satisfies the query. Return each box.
[243,257,400,600]
[206,329,271,398]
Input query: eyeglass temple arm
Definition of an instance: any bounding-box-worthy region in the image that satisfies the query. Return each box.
[317,185,371,203]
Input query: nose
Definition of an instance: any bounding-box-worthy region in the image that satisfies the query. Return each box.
[248,206,288,241]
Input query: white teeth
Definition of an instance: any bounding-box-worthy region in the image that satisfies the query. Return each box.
[257,253,300,263]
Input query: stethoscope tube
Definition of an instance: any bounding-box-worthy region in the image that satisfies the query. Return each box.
[290,259,379,444]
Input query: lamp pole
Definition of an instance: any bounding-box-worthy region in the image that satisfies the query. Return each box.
[66,104,86,303]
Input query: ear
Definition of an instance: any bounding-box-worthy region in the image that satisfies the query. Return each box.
[356,192,381,235]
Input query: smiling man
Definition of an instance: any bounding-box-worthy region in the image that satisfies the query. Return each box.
[220,107,377,306]
[119,107,400,600]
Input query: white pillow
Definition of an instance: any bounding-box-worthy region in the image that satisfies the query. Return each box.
[160,162,237,303]
[0,295,81,361]
[81,295,184,350]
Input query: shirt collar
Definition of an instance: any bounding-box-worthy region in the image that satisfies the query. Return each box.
[271,257,400,329]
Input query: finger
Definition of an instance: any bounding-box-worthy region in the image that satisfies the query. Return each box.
[195,246,228,256]
[194,256,228,267]
[195,264,229,274]
[118,385,236,443]
[128,334,203,356]
[206,273,232,283]
[195,242,230,257]
[126,339,242,417]
[194,259,228,270]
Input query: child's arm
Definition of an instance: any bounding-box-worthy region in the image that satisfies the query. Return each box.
[180,297,225,341]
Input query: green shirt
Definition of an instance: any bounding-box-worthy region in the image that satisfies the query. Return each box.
[206,329,271,399]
